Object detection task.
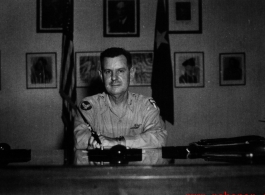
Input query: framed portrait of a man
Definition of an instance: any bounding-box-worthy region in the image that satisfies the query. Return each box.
[174,52,204,88]
[103,0,140,37]
[26,53,57,89]
[37,0,64,33]
[219,53,246,86]
[168,0,202,34]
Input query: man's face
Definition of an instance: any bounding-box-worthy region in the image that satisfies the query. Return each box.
[100,55,133,97]
[116,2,126,19]
[185,65,195,76]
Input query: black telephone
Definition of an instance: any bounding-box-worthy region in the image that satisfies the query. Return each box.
[0,143,31,165]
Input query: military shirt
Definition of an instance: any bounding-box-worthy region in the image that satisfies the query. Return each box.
[74,92,167,149]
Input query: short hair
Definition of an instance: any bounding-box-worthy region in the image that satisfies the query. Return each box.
[100,47,132,70]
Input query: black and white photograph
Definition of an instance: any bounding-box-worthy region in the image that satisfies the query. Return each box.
[26,53,57,88]
[2,1,265,193]
[130,51,153,86]
[168,0,202,33]
[104,0,140,37]
[220,53,246,86]
[75,52,101,88]
[37,0,64,32]
[174,52,204,88]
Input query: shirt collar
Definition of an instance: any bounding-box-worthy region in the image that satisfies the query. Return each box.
[127,91,135,112]
[99,91,135,114]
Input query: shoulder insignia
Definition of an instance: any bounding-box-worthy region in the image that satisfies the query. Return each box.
[149,99,157,109]
[99,94,104,99]
[80,101,92,111]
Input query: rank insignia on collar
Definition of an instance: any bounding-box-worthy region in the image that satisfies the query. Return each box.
[149,99,157,109]
[80,101,92,111]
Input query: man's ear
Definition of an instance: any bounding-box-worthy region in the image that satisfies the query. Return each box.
[98,70,103,81]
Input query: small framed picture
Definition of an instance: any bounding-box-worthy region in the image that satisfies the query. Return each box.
[168,0,202,34]
[75,52,101,88]
[130,51,154,86]
[174,52,204,88]
[37,0,63,33]
[103,0,140,37]
[219,53,246,86]
[26,53,57,89]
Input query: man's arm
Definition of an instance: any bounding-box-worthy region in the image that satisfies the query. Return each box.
[124,100,167,149]
[73,100,95,150]
[74,98,120,149]
[74,115,91,150]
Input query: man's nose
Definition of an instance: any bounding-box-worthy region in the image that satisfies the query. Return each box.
[111,71,117,81]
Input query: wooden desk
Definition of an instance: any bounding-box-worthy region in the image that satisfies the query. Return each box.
[1,149,265,195]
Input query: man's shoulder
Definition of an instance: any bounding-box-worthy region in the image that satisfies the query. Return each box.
[82,93,105,101]
[130,92,149,101]
[79,93,106,110]
[130,92,158,110]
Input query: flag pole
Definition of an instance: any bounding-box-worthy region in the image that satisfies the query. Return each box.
[59,0,76,165]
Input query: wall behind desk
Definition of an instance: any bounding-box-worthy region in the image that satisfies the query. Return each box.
[0,0,265,149]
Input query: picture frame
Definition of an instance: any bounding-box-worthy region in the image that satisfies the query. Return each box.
[26,53,57,89]
[174,52,204,88]
[168,0,202,34]
[130,51,154,86]
[37,0,63,33]
[75,51,154,87]
[103,0,140,37]
[219,53,246,86]
[75,52,101,88]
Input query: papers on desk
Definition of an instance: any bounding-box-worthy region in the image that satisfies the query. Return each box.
[189,135,265,164]
[163,135,265,164]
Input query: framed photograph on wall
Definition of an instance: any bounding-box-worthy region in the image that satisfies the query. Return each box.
[174,52,204,88]
[26,53,57,89]
[75,52,101,88]
[219,53,246,86]
[130,51,154,86]
[37,0,63,33]
[168,0,202,34]
[103,0,140,37]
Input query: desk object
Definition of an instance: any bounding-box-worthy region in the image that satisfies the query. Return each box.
[88,145,142,164]
[163,135,265,164]
[75,148,171,166]
[0,143,31,165]
[189,135,265,163]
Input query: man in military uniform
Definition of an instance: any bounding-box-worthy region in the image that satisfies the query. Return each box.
[179,58,198,83]
[74,47,167,149]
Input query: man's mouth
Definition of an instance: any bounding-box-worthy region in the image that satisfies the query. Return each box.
[110,82,121,86]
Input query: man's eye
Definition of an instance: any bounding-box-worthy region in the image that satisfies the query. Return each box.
[118,69,125,73]
[104,70,111,74]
